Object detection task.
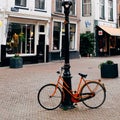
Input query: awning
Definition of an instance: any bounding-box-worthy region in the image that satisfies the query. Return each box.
[98,25,120,36]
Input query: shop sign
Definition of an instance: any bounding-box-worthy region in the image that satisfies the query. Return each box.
[98,30,103,35]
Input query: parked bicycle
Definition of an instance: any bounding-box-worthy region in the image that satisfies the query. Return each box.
[37,66,106,110]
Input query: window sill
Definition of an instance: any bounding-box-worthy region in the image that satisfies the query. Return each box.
[82,15,91,17]
[51,49,76,52]
[34,9,47,12]
[108,19,113,21]
[53,12,76,16]
[99,17,105,20]
[14,6,29,10]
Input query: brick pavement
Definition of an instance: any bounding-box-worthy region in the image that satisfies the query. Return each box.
[0,57,120,120]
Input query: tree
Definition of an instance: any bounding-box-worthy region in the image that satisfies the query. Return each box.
[80,33,94,57]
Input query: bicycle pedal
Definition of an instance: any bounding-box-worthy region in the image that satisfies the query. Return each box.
[74,103,78,105]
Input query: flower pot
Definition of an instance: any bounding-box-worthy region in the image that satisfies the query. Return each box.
[101,64,118,78]
[10,57,23,68]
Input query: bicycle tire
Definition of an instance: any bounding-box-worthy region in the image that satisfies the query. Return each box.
[37,84,62,110]
[80,81,106,109]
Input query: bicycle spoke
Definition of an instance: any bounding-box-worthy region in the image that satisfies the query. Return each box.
[95,88,104,94]
[80,81,106,109]
[38,84,62,110]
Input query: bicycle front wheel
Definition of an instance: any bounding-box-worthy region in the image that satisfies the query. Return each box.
[37,84,62,110]
[80,81,106,109]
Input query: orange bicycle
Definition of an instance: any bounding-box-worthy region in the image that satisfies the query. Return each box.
[37,67,106,110]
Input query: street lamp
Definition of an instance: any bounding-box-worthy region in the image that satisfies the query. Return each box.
[61,0,74,110]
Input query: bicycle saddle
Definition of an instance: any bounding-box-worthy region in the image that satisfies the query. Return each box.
[78,73,87,78]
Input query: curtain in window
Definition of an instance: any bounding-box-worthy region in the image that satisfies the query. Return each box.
[35,0,45,9]
[15,0,26,7]
[99,0,105,19]
[56,0,62,12]
[108,0,113,20]
[82,0,91,16]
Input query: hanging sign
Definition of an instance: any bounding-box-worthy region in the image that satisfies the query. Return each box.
[98,30,103,35]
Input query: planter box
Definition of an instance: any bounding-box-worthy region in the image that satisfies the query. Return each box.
[101,64,118,78]
[10,57,23,68]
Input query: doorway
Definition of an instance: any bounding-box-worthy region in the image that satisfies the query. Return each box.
[37,34,45,62]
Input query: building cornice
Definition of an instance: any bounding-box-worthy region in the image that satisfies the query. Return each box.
[4,11,51,21]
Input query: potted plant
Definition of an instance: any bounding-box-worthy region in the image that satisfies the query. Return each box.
[9,33,23,68]
[99,60,118,78]
[10,53,23,68]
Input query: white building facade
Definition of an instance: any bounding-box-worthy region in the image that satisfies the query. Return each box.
[0,0,51,66]
[0,0,80,66]
[80,0,120,56]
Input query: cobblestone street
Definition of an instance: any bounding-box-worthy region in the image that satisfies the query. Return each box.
[0,57,120,120]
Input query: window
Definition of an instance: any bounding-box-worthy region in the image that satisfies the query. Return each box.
[53,22,61,50]
[53,21,76,51]
[55,0,75,15]
[70,24,76,50]
[39,25,45,32]
[56,0,62,13]
[82,0,91,16]
[108,0,113,20]
[35,0,45,10]
[15,0,26,7]
[6,23,35,55]
[99,0,105,19]
[70,0,75,15]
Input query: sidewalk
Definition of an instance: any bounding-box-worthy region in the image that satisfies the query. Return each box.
[0,57,120,120]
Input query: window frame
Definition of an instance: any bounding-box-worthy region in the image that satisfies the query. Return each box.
[15,0,27,8]
[55,0,62,13]
[99,0,105,19]
[52,21,76,51]
[55,0,76,16]
[6,22,35,57]
[82,0,91,17]
[108,0,113,21]
[35,0,46,11]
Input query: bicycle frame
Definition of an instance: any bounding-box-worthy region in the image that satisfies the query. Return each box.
[51,71,101,102]
[38,67,106,110]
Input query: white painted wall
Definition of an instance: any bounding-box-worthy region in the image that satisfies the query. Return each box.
[0,0,51,44]
[80,0,117,33]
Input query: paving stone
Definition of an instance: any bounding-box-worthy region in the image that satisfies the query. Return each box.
[0,57,120,120]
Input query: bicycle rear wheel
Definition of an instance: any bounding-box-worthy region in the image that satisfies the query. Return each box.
[80,81,106,109]
[37,84,62,110]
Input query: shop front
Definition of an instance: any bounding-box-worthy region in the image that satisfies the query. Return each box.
[96,25,120,56]
[49,20,80,61]
[0,17,49,66]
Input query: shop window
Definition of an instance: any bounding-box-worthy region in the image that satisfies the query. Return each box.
[70,24,76,50]
[110,37,116,48]
[53,22,61,50]
[53,21,76,51]
[15,0,26,7]
[35,0,45,10]
[99,37,107,54]
[6,23,35,55]
[82,0,91,16]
